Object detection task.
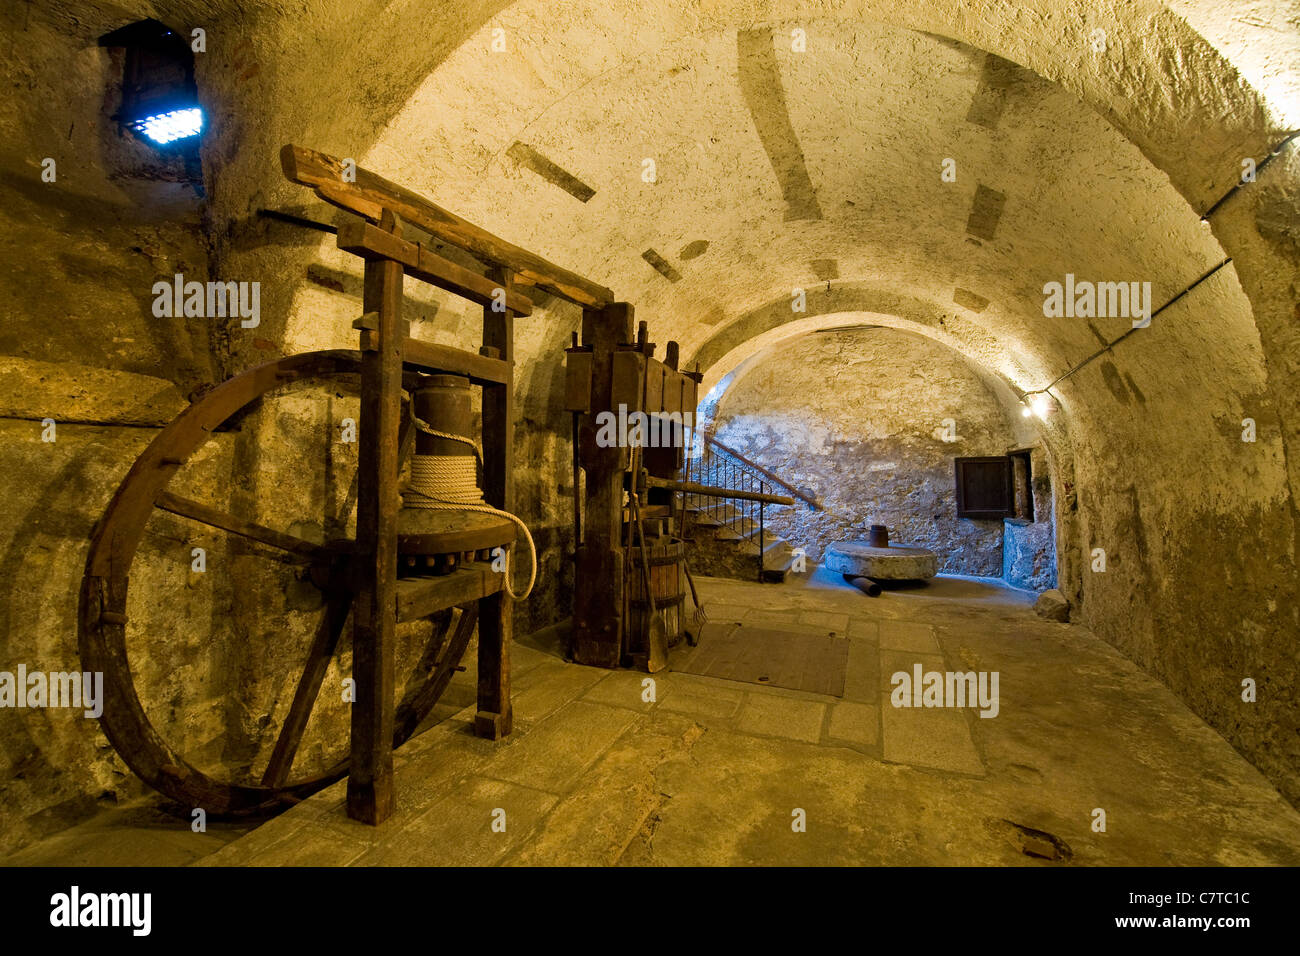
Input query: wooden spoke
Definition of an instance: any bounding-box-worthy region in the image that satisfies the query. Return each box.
[261,590,354,787]
[395,610,453,716]
[81,353,374,817]
[394,602,478,741]
[155,491,332,562]
[80,260,514,817]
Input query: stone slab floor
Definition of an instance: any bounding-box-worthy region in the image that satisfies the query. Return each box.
[10,570,1300,866]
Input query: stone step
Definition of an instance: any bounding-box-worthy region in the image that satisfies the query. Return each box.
[686,499,793,528]
[732,535,795,565]
[732,516,783,542]
[685,539,790,582]
[682,509,796,583]
[687,510,724,529]
[756,541,797,582]
[693,515,790,555]
[761,538,795,568]
[687,500,742,522]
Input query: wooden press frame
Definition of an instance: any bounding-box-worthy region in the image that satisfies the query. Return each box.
[282,145,615,824]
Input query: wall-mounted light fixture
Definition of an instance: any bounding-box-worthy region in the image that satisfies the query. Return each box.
[1021,392,1052,419]
[99,19,202,148]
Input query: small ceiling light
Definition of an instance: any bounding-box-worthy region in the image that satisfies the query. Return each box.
[100,19,202,148]
[1029,393,1051,419]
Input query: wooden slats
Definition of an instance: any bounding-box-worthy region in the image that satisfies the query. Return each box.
[284,144,614,309]
[395,563,502,623]
[621,504,671,523]
[337,220,534,316]
[571,302,635,668]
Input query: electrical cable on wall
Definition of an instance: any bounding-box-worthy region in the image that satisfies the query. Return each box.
[1021,130,1298,406]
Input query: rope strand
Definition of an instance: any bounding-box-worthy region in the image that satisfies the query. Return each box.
[404,416,535,601]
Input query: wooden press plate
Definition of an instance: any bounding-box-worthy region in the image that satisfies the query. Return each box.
[396,508,517,554]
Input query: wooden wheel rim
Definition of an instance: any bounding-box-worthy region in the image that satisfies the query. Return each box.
[78,349,473,817]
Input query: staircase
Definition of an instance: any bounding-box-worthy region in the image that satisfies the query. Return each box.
[683,499,800,582]
[679,437,821,584]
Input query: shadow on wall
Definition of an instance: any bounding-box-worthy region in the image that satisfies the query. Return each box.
[703,327,1054,581]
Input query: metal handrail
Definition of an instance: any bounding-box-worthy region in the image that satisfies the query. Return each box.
[701,434,822,510]
[682,434,813,582]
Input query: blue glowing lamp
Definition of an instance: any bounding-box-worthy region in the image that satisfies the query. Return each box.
[99,19,202,147]
[133,107,204,144]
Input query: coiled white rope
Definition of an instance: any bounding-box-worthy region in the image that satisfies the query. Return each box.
[403,415,535,601]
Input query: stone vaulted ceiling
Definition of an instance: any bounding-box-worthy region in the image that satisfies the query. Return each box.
[269,0,1286,406]
[272,0,1292,525]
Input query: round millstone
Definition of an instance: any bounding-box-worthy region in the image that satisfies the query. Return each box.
[823,540,939,580]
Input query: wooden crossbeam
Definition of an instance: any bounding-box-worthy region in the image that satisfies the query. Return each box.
[395,563,502,624]
[644,476,795,506]
[402,339,511,386]
[283,144,614,309]
[337,220,534,316]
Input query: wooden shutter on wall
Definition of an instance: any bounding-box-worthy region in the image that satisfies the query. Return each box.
[954,456,1014,519]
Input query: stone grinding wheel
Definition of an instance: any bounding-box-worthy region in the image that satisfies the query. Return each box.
[823,540,940,580]
[78,350,479,818]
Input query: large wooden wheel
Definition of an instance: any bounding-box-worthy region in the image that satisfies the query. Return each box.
[79,349,475,817]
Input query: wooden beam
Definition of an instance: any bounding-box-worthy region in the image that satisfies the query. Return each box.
[402,338,511,386]
[284,144,614,309]
[476,265,515,740]
[571,302,635,668]
[337,220,534,316]
[644,477,795,506]
[346,240,403,826]
[395,564,502,623]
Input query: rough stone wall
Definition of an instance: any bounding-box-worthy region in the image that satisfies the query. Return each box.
[1003,515,1056,591]
[0,3,229,852]
[0,0,582,854]
[707,328,1050,578]
[1060,263,1300,809]
[1003,446,1057,590]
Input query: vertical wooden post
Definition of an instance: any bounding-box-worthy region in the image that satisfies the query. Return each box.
[475,266,514,739]
[346,226,404,825]
[572,302,635,667]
